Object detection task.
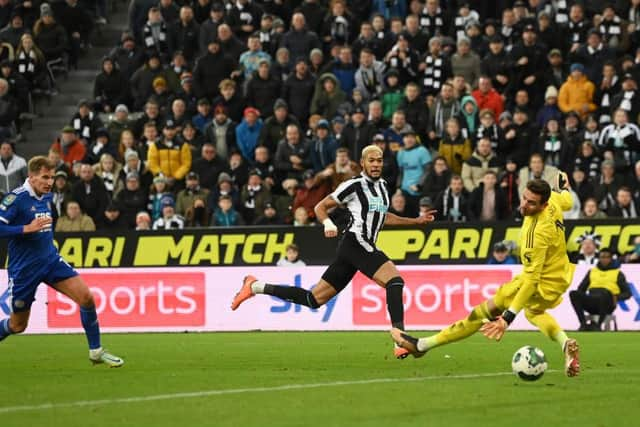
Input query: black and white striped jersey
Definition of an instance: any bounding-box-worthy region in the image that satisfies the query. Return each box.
[330,173,389,252]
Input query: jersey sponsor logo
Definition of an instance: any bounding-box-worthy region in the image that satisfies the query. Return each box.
[352,269,513,325]
[367,196,387,213]
[523,252,532,264]
[47,272,206,327]
[1,194,16,206]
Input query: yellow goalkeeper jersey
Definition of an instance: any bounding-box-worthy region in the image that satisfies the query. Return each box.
[516,190,576,307]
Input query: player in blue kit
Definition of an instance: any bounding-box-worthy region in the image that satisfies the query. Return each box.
[0,156,123,367]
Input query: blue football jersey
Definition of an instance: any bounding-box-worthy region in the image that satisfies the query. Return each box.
[0,180,57,277]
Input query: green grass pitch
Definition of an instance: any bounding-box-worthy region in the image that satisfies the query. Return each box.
[0,331,638,427]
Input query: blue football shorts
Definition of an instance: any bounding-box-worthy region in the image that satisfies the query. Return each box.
[7,256,78,312]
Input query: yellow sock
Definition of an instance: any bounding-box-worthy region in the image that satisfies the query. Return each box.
[525,310,567,350]
[419,301,493,352]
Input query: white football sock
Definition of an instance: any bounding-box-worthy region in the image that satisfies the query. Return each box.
[251,280,265,294]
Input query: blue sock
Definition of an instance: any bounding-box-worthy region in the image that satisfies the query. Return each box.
[80,306,101,350]
[0,318,13,342]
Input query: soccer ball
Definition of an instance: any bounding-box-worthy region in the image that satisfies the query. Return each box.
[511,346,548,381]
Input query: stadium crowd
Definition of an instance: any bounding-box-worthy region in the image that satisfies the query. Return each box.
[0,0,639,235]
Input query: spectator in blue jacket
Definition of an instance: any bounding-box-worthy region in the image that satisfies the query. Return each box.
[235,107,263,164]
[396,130,432,216]
[310,119,337,172]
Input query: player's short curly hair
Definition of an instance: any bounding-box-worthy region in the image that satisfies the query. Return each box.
[526,179,551,204]
[28,156,55,174]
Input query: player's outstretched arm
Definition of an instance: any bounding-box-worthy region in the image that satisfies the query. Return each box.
[384,210,437,226]
[0,216,52,237]
[314,195,340,238]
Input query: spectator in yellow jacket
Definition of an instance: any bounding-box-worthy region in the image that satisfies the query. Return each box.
[437,117,473,175]
[558,63,596,119]
[147,120,192,187]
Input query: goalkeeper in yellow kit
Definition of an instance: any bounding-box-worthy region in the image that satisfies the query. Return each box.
[392,175,581,377]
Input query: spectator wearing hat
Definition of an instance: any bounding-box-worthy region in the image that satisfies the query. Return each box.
[117,149,152,194]
[418,195,435,218]
[207,171,240,211]
[507,23,548,110]
[310,73,346,120]
[235,107,263,163]
[535,86,563,128]
[456,95,479,140]
[175,71,198,116]
[109,33,145,81]
[55,200,96,232]
[270,46,291,81]
[198,2,225,52]
[93,57,129,114]
[310,119,337,172]
[558,63,596,119]
[544,48,568,91]
[175,171,209,216]
[610,73,640,121]
[192,37,235,100]
[51,169,72,216]
[51,125,86,168]
[536,9,563,53]
[573,28,615,85]
[281,57,315,125]
[147,119,192,185]
[280,13,321,62]
[148,174,171,220]
[481,35,510,94]
[150,76,171,111]
[450,36,481,88]
[292,168,329,220]
[153,195,185,229]
[0,12,27,50]
[130,50,166,110]
[246,58,281,119]
[107,104,134,145]
[203,104,236,161]
[256,14,280,57]
[99,202,126,230]
[342,106,375,162]
[397,130,432,216]
[258,98,300,154]
[71,99,103,146]
[240,168,272,223]
[167,6,200,64]
[112,172,147,228]
[85,128,116,165]
[71,163,110,226]
[0,141,26,194]
[380,68,404,120]
[487,241,517,265]
[191,98,212,133]
[211,194,244,226]
[33,3,68,63]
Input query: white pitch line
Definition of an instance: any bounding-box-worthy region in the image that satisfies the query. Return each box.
[0,371,522,414]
